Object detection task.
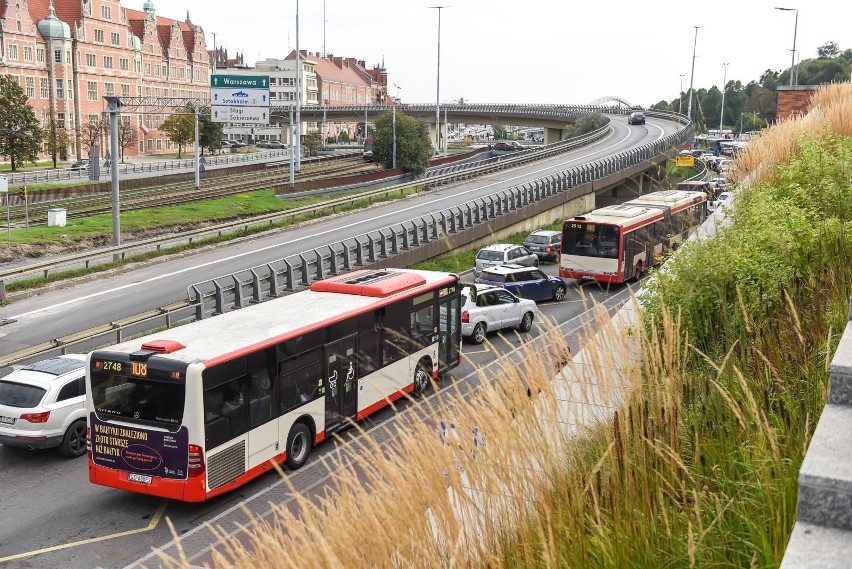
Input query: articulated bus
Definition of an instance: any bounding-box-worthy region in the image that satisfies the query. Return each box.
[85,269,462,502]
[560,190,708,284]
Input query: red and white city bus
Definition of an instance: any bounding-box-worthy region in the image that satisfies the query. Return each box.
[86,269,462,502]
[560,189,708,284]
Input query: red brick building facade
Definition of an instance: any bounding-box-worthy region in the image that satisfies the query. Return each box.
[0,0,211,160]
[776,85,818,120]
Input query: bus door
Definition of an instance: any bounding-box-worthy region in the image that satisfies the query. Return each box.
[438,294,460,373]
[324,334,358,432]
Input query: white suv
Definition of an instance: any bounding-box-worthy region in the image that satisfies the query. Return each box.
[0,354,88,458]
[461,284,537,344]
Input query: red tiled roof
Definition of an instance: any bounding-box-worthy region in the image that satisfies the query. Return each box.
[182,30,194,55]
[287,50,367,87]
[51,0,81,33]
[125,7,194,54]
[127,17,144,41]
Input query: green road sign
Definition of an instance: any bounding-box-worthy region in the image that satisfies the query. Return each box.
[210,75,269,89]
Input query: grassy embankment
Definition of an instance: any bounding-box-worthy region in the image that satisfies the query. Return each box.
[153,84,851,568]
[0,184,424,291]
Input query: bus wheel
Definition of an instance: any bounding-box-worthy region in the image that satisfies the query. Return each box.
[285,423,312,470]
[58,419,87,458]
[413,359,431,396]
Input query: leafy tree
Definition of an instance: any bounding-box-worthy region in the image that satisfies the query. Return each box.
[817,41,840,59]
[339,131,350,143]
[0,75,44,171]
[198,107,224,155]
[160,106,195,158]
[303,131,322,156]
[43,114,70,168]
[650,100,673,111]
[117,117,137,162]
[371,110,432,175]
[492,124,508,140]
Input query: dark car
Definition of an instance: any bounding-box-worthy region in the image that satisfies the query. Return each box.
[475,264,567,303]
[492,141,523,151]
[523,229,562,262]
[627,112,646,125]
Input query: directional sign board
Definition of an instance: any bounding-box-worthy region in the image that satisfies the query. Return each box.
[211,106,270,124]
[212,88,269,107]
[210,74,270,125]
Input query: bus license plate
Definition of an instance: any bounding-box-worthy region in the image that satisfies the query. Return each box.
[0,416,15,425]
[128,473,152,484]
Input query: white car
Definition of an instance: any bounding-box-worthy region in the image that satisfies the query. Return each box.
[0,354,88,458]
[461,284,538,344]
[707,191,732,213]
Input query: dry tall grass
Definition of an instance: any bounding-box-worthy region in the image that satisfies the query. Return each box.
[735,82,852,184]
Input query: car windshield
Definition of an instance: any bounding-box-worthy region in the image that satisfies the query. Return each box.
[476,250,504,261]
[526,235,550,244]
[0,381,47,408]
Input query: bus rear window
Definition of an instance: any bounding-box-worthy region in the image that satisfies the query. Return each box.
[563,223,620,259]
[91,372,185,430]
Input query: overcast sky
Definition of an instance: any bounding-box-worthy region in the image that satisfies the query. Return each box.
[130,0,850,108]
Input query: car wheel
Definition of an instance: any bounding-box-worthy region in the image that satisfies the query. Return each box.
[532,259,539,268]
[285,423,313,470]
[412,359,431,396]
[518,312,534,333]
[553,285,566,301]
[471,322,487,344]
[58,420,87,458]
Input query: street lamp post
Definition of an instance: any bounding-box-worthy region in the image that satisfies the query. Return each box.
[687,25,701,121]
[775,7,798,86]
[719,62,729,138]
[392,83,401,169]
[739,112,744,136]
[679,74,685,113]
[429,6,449,156]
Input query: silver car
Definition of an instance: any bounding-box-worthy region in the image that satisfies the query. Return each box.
[473,244,538,278]
[461,284,538,344]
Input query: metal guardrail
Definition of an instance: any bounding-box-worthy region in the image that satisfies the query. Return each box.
[0,107,693,368]
[0,148,292,185]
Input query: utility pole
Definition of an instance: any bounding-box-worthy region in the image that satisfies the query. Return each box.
[687,25,701,121]
[295,0,301,171]
[719,62,729,139]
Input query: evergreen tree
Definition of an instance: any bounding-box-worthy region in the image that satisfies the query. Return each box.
[0,75,44,171]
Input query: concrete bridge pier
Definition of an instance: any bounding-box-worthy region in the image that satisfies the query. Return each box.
[544,127,566,145]
[427,122,448,154]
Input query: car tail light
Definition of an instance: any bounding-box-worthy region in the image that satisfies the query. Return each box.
[20,411,50,423]
[188,444,206,478]
[462,310,470,324]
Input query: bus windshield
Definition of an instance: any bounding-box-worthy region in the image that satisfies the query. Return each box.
[562,222,620,259]
[91,371,185,430]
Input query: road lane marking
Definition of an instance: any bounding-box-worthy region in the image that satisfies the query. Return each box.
[9,124,647,320]
[0,501,167,564]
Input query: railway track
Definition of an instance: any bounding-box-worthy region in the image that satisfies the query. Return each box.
[6,157,380,226]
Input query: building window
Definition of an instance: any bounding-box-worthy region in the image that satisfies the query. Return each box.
[121,84,130,97]
[25,77,34,98]
[86,53,96,67]
[111,32,120,46]
[156,139,162,150]
[145,63,151,75]
[87,81,98,101]
[24,46,33,61]
[120,58,128,71]
[37,48,45,62]
[8,45,18,60]
[55,79,64,99]
[180,67,185,79]
[135,60,141,72]
[105,83,114,96]
[40,78,49,98]
[101,5,111,19]
[104,56,113,69]
[94,29,104,43]
[17,21,22,32]
[147,139,153,151]
[54,50,62,63]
